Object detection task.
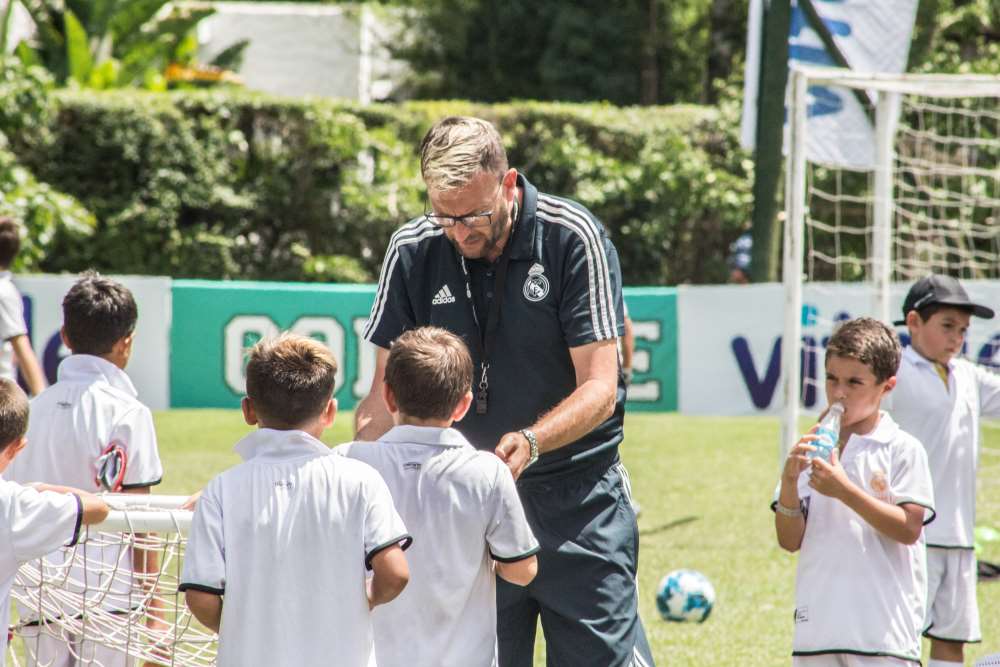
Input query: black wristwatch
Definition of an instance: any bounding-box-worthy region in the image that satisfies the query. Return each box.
[518,429,539,467]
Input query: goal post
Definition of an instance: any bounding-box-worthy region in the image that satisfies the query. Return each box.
[780,65,1000,457]
[8,495,217,667]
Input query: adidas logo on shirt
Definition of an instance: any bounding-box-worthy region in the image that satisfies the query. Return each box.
[432,284,456,305]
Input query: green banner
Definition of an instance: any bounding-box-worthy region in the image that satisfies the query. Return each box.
[623,287,678,411]
[170,281,678,411]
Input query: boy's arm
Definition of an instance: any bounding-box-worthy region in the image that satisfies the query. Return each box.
[367,544,409,609]
[27,484,109,525]
[6,485,103,562]
[774,438,814,552]
[809,448,925,544]
[10,334,46,396]
[184,590,222,632]
[495,555,538,586]
[123,486,169,630]
[485,461,541,585]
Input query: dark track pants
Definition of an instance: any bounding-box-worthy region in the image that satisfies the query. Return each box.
[497,456,656,667]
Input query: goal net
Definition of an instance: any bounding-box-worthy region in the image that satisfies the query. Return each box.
[780,67,1000,491]
[7,495,217,666]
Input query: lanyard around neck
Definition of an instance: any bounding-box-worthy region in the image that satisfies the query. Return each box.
[459,198,519,415]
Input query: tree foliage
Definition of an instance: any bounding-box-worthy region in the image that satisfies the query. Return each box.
[0,83,751,285]
[8,0,245,90]
[389,0,745,106]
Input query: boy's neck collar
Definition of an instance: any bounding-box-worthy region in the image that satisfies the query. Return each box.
[393,415,454,429]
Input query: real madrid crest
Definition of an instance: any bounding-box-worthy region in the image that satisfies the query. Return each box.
[523,263,549,302]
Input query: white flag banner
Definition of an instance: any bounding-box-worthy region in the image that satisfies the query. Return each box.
[741,0,919,169]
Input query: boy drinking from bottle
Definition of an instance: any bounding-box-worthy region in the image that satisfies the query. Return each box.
[773,317,935,666]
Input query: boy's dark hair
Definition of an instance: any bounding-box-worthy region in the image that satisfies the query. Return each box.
[385,327,472,420]
[62,272,138,355]
[0,378,29,453]
[245,333,338,428]
[0,217,22,269]
[825,317,901,383]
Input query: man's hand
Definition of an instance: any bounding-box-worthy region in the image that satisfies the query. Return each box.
[808,446,853,500]
[495,431,531,480]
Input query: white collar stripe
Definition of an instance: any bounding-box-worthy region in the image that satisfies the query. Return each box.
[537,197,616,340]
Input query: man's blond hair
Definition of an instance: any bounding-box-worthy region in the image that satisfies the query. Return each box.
[419,116,508,192]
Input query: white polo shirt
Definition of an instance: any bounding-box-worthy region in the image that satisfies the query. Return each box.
[338,425,540,667]
[1,477,82,667]
[0,272,29,382]
[6,354,163,615]
[778,412,935,662]
[180,428,411,667]
[7,354,163,491]
[885,345,1000,548]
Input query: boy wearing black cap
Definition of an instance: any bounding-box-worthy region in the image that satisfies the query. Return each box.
[887,274,1000,667]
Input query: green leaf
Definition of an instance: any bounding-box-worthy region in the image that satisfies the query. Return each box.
[63,9,93,86]
[88,58,120,89]
[14,40,40,69]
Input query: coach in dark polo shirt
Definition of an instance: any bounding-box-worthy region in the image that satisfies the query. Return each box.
[355,116,654,667]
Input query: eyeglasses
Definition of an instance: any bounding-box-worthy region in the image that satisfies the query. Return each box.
[425,181,503,229]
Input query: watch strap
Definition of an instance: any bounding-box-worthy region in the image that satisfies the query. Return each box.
[518,429,539,466]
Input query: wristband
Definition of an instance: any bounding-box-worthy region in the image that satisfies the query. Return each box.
[775,502,803,518]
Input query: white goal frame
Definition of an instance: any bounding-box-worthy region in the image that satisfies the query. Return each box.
[8,494,217,667]
[780,65,1000,455]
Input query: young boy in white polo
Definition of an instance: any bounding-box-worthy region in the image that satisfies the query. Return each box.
[0,217,46,396]
[0,378,110,667]
[7,272,164,667]
[339,326,539,667]
[180,333,411,667]
[774,318,935,666]
[885,274,1000,667]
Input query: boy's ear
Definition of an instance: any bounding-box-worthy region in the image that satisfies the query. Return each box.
[381,382,398,415]
[321,398,338,427]
[905,310,921,329]
[883,375,897,394]
[114,333,135,357]
[0,435,27,470]
[241,397,258,426]
[451,390,473,423]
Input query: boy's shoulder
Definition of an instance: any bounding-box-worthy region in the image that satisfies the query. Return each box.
[337,437,506,487]
[33,374,148,414]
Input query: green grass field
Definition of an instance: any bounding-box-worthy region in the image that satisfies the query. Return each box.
[147,409,1000,666]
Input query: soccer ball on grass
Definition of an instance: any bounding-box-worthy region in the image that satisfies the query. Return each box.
[655,569,715,623]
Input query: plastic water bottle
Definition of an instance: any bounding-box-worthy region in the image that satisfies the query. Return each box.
[809,403,845,462]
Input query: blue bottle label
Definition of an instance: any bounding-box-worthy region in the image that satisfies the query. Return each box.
[809,426,837,461]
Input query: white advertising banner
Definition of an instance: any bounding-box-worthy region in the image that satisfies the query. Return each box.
[741,0,919,169]
[14,275,172,410]
[678,281,1000,416]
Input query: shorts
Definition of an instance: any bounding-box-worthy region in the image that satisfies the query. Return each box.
[496,456,655,667]
[792,655,915,667]
[923,546,982,643]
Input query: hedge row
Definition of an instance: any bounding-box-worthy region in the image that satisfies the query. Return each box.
[3,78,753,285]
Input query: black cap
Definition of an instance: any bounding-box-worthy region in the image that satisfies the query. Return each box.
[895,274,995,325]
